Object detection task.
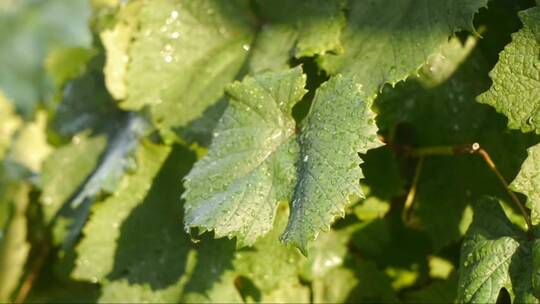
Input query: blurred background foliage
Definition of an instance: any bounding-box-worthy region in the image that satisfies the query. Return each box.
[0,0,537,303]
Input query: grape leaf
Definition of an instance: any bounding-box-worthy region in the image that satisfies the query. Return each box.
[45,47,96,87]
[478,6,540,133]
[74,143,195,303]
[41,113,147,249]
[52,55,123,138]
[183,67,305,246]
[375,34,537,250]
[0,165,31,302]
[0,92,22,159]
[318,0,487,95]
[181,206,305,303]
[99,0,141,101]
[8,111,52,172]
[281,73,382,251]
[510,143,540,225]
[311,258,398,303]
[41,135,107,224]
[457,198,534,303]
[104,0,256,143]
[183,67,381,252]
[246,24,298,74]
[254,0,346,58]
[103,0,348,145]
[0,0,92,116]
[72,141,173,283]
[403,273,458,303]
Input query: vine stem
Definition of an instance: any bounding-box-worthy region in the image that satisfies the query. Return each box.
[384,138,533,235]
[475,147,533,238]
[14,238,51,303]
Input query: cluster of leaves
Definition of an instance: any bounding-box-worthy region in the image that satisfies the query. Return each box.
[1,0,540,303]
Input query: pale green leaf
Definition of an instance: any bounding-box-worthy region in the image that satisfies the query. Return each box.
[0,176,30,302]
[318,0,487,95]
[109,0,255,143]
[100,1,141,100]
[246,24,298,74]
[478,7,540,133]
[45,47,96,87]
[0,92,22,159]
[511,143,540,225]
[8,111,52,172]
[0,0,92,115]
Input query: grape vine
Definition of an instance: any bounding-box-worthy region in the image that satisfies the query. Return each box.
[1,0,540,303]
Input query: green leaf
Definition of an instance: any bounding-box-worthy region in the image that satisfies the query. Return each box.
[478,6,540,133]
[457,198,531,303]
[511,143,540,225]
[52,55,123,138]
[74,143,196,303]
[0,168,31,302]
[105,0,256,143]
[72,141,172,282]
[374,34,537,250]
[8,111,52,172]
[281,74,382,251]
[100,1,141,101]
[403,273,458,303]
[318,0,487,95]
[184,68,381,251]
[183,206,307,302]
[533,240,540,298]
[45,47,96,87]
[312,259,398,303]
[41,134,107,224]
[0,0,92,116]
[0,92,22,159]
[183,67,305,246]
[41,113,147,250]
[254,0,346,58]
[246,24,298,74]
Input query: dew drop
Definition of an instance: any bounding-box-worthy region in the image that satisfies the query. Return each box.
[242,44,250,51]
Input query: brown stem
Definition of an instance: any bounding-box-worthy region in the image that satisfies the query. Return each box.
[475,147,533,237]
[14,239,51,303]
